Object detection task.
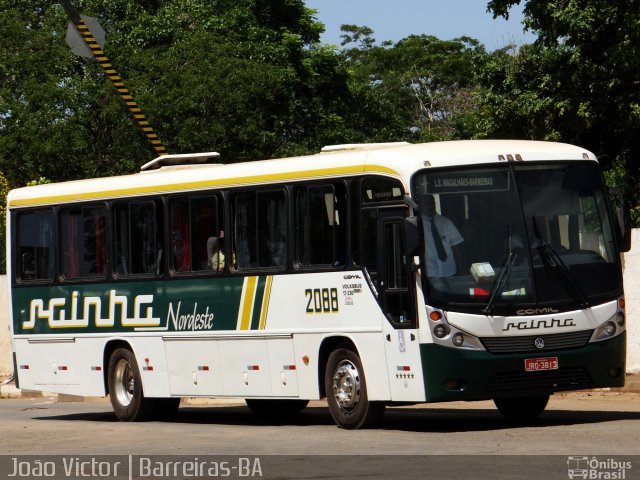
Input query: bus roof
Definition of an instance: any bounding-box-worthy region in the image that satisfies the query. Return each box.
[8,140,597,208]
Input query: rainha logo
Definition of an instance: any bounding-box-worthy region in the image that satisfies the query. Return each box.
[502,317,576,331]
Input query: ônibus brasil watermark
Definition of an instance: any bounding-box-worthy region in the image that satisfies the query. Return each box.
[567,456,633,480]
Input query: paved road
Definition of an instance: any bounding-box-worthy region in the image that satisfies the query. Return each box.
[0,392,638,479]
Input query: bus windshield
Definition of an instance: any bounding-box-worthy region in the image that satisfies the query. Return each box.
[413,162,621,314]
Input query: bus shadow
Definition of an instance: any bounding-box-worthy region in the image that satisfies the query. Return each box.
[376,406,640,433]
[32,404,640,432]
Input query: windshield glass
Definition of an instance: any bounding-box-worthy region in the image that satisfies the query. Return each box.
[412,162,621,314]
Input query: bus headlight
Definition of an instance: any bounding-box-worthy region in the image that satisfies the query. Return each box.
[593,321,617,341]
[433,324,448,338]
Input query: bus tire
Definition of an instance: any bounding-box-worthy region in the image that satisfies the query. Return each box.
[493,394,550,421]
[325,346,385,429]
[107,347,155,421]
[245,399,309,417]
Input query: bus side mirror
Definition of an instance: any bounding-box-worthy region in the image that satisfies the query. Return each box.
[404,216,420,256]
[617,205,632,253]
[610,187,632,253]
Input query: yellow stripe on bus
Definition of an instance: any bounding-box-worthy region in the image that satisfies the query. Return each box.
[258,276,273,330]
[8,165,400,207]
[239,276,258,331]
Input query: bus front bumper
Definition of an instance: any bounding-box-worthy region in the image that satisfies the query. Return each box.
[420,332,626,402]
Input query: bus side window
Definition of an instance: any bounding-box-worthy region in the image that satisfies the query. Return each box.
[170,195,221,273]
[114,200,163,276]
[294,183,346,268]
[60,205,108,280]
[170,197,191,272]
[232,189,287,270]
[16,210,55,282]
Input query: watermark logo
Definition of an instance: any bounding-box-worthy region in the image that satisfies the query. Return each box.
[567,456,632,479]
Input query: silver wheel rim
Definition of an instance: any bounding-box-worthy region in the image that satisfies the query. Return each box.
[332,359,361,412]
[114,358,134,407]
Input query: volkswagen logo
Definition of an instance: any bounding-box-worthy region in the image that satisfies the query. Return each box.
[534,338,545,349]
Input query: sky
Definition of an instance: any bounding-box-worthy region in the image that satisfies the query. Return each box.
[304,0,536,50]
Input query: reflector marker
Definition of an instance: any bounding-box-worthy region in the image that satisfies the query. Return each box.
[58,365,68,371]
[19,365,29,370]
[143,358,154,371]
[197,366,210,371]
[283,365,296,371]
[91,366,102,371]
[247,365,260,371]
[396,366,411,371]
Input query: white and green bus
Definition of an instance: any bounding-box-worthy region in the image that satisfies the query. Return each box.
[7,140,629,429]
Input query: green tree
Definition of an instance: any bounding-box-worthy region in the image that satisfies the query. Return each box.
[482,0,640,210]
[340,27,487,142]
[0,0,364,186]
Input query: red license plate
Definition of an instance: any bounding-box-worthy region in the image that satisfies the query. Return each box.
[524,357,559,372]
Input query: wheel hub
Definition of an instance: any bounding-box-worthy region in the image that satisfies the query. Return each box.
[332,360,361,411]
[114,359,134,407]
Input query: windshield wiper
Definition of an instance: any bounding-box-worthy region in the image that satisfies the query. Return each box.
[537,243,590,309]
[484,229,518,315]
[531,215,590,309]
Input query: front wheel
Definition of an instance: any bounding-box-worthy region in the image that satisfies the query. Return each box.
[325,346,385,429]
[494,394,550,421]
[107,348,155,421]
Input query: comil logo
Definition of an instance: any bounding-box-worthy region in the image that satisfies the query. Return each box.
[567,456,632,479]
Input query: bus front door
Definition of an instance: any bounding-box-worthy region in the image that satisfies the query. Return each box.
[361,206,425,401]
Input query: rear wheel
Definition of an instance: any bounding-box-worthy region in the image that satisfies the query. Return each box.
[494,394,550,421]
[245,399,309,417]
[107,348,155,421]
[325,346,385,429]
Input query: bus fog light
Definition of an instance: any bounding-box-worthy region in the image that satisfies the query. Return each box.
[616,312,625,327]
[603,321,616,336]
[433,325,447,338]
[608,367,622,378]
[452,333,464,347]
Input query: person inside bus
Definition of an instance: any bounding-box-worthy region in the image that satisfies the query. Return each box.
[207,231,226,272]
[416,194,465,277]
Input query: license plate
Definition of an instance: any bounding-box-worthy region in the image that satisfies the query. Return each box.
[525,357,559,372]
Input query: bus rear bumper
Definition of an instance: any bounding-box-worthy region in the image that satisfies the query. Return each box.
[420,332,626,402]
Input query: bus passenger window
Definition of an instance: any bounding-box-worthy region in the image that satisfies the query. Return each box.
[16,210,54,282]
[114,200,163,276]
[232,190,286,270]
[170,195,221,273]
[294,183,346,267]
[60,206,107,279]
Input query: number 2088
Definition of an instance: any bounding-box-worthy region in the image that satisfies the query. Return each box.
[305,288,339,313]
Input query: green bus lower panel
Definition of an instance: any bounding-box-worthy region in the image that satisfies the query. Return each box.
[420,332,626,402]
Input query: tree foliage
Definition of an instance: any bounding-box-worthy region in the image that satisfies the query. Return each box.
[340,27,487,141]
[0,0,381,186]
[2,0,640,223]
[483,0,640,207]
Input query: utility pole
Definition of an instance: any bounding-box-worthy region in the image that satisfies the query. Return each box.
[61,0,168,156]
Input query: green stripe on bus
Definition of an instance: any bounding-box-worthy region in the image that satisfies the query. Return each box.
[250,276,267,330]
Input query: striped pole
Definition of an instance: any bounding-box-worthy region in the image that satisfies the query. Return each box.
[60,0,168,156]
